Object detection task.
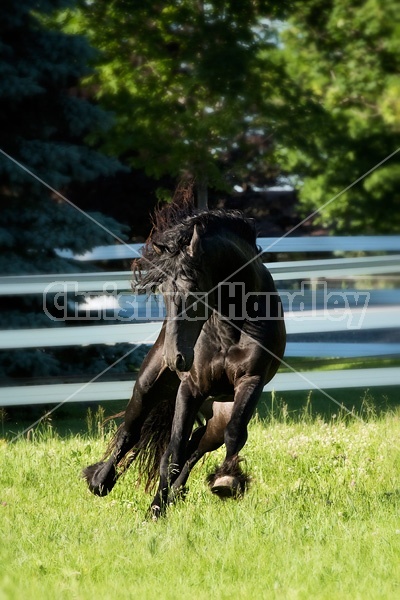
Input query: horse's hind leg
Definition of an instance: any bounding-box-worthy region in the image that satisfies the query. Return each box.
[83,426,134,496]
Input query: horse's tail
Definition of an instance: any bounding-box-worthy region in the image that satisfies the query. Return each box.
[103,397,176,493]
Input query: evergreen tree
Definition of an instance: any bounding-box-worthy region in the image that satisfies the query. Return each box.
[0,1,132,379]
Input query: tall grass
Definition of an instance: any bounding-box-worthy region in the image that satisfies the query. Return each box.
[1,403,400,599]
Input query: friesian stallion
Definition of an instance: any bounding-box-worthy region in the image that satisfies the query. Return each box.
[83,200,286,518]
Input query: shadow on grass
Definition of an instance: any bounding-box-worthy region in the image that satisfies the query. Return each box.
[1,400,127,440]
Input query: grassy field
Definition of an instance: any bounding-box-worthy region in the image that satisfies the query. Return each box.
[1,399,400,600]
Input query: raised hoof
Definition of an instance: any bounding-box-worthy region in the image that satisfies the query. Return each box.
[211,475,241,498]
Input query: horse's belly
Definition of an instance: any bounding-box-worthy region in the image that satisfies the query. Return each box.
[206,371,234,397]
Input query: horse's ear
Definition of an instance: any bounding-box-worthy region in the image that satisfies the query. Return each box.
[186,225,202,257]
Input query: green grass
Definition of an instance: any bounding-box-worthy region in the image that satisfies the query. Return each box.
[3,382,400,441]
[1,401,400,599]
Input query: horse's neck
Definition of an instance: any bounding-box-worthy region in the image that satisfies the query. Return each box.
[206,314,242,346]
[208,237,279,343]
[210,236,264,290]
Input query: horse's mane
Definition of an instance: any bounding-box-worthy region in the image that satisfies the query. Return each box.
[133,192,258,289]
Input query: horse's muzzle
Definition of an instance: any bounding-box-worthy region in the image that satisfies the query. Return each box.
[165,352,193,372]
[175,353,188,372]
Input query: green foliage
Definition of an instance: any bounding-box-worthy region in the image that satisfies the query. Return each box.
[59,1,287,193]
[57,1,400,231]
[279,0,400,233]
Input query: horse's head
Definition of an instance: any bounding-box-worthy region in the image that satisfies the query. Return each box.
[154,225,213,372]
[138,206,260,373]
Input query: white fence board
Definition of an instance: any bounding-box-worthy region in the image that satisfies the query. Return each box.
[285,342,400,358]
[0,306,399,349]
[0,322,161,349]
[0,271,132,295]
[1,236,399,408]
[284,306,400,334]
[55,235,400,261]
[270,254,400,281]
[1,254,400,295]
[259,235,400,253]
[1,367,399,407]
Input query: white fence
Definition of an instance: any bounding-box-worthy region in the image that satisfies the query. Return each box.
[55,235,400,260]
[1,236,400,406]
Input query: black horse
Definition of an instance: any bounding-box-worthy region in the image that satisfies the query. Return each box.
[83,202,286,518]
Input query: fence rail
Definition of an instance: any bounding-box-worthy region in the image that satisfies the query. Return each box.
[0,306,399,349]
[1,367,400,407]
[1,236,399,406]
[55,235,400,261]
[1,254,400,295]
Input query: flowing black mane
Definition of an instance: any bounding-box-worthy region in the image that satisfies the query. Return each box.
[134,202,258,288]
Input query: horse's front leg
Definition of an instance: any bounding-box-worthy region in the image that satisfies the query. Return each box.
[172,401,233,492]
[209,375,264,498]
[83,332,171,496]
[150,379,202,519]
[83,426,134,496]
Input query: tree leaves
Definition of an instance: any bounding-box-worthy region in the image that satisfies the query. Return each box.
[60,1,286,194]
[280,0,400,233]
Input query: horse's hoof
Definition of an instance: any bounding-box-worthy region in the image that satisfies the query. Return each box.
[82,462,116,497]
[211,475,240,498]
[150,505,161,521]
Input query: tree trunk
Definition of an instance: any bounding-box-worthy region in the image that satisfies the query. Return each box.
[196,177,208,210]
